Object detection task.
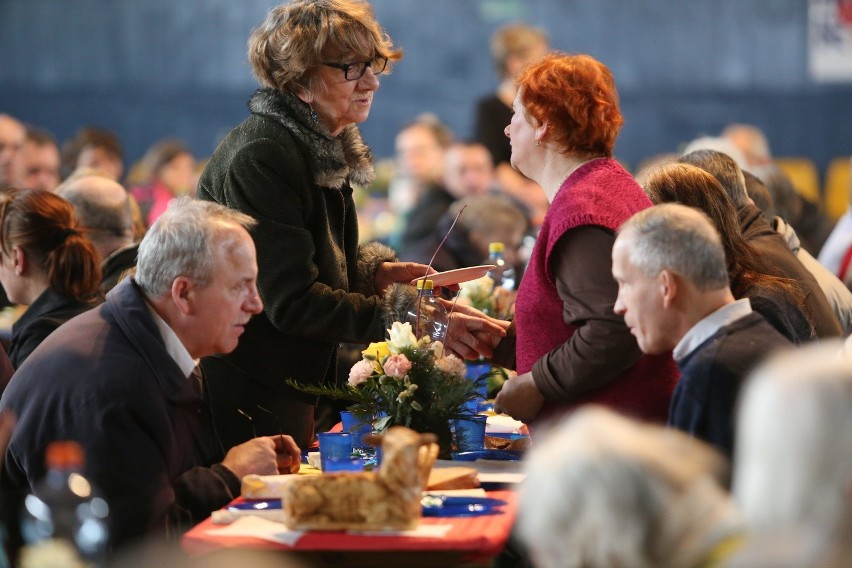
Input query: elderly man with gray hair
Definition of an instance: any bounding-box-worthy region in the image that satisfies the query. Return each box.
[56,173,138,291]
[0,197,301,551]
[612,203,791,457]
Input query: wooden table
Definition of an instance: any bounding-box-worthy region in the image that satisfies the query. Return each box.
[181,489,518,567]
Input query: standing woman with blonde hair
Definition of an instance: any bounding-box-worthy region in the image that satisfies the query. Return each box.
[0,188,101,368]
[197,0,504,449]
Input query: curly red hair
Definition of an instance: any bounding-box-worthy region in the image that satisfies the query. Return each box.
[518,53,623,156]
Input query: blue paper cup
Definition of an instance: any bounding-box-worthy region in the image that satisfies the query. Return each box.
[317,432,358,472]
[340,411,373,450]
[452,415,487,452]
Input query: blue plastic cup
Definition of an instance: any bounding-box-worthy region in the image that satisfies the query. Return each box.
[317,432,360,472]
[340,411,373,450]
[452,415,487,452]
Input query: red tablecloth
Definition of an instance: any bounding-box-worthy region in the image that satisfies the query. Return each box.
[181,489,517,565]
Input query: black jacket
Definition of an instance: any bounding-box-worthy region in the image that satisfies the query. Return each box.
[8,287,98,368]
[197,89,403,448]
[0,279,238,549]
[738,203,842,339]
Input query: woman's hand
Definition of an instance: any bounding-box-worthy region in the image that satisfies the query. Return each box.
[493,372,545,423]
[374,262,435,295]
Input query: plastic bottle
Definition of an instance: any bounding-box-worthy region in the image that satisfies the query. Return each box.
[485,242,517,291]
[19,441,109,568]
[406,279,449,343]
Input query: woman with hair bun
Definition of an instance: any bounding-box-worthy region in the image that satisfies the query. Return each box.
[0,188,101,367]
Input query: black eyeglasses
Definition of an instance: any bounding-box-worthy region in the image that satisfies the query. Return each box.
[321,57,388,81]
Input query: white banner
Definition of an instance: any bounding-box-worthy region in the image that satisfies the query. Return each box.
[809,0,852,81]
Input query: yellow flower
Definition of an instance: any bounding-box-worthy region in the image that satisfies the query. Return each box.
[363,341,390,372]
[363,342,390,360]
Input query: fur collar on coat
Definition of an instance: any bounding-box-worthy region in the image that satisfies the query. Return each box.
[249,88,375,189]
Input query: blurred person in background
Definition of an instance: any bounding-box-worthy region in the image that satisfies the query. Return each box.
[679,149,842,338]
[721,123,833,252]
[130,139,197,227]
[57,174,138,292]
[730,342,852,568]
[518,406,744,568]
[473,23,550,228]
[197,0,503,450]
[0,188,102,369]
[645,163,814,344]
[404,193,528,274]
[0,114,26,191]
[443,141,496,200]
[60,126,124,182]
[819,156,852,277]
[21,126,61,193]
[389,115,454,258]
[744,171,852,333]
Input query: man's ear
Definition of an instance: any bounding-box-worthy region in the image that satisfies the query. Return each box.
[171,276,194,315]
[659,269,678,308]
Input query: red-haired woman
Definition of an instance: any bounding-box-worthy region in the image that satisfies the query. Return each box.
[471,53,678,425]
[0,188,102,368]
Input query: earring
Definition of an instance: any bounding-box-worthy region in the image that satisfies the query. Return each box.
[309,103,319,125]
[536,140,541,146]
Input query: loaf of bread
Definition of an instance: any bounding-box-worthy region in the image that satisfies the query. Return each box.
[281,427,437,531]
[426,467,480,490]
[484,434,532,451]
[241,474,298,500]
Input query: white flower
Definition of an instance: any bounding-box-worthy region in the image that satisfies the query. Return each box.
[431,340,444,359]
[387,321,417,353]
[348,359,374,387]
[459,275,494,298]
[435,354,467,378]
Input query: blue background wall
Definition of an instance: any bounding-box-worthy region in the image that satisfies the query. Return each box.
[1,0,851,176]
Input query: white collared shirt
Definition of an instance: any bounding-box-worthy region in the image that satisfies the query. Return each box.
[144,301,198,378]
[673,298,753,362]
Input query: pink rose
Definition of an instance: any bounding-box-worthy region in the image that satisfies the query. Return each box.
[348,359,374,387]
[383,354,412,379]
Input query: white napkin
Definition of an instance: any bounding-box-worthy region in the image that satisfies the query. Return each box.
[207,516,453,543]
[486,415,525,434]
[348,524,453,538]
[206,516,305,546]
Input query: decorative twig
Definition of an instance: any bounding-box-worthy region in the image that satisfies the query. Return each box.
[417,205,467,339]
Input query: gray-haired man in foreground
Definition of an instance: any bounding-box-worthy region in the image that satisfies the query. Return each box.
[0,197,301,550]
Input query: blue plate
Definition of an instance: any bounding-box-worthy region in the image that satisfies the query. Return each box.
[451,449,523,461]
[421,495,506,517]
[227,500,282,511]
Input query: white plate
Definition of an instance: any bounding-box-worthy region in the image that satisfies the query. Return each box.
[411,265,496,287]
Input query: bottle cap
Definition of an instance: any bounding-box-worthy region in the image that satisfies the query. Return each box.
[45,441,85,470]
[416,279,435,291]
[488,242,505,254]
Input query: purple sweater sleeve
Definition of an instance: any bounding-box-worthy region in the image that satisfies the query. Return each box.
[531,225,643,402]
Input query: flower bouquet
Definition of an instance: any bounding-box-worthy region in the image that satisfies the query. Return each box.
[287,322,484,457]
[456,275,516,320]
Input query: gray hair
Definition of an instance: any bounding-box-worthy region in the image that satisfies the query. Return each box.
[518,406,740,568]
[135,197,256,297]
[734,341,852,539]
[679,148,749,208]
[619,203,730,292]
[56,175,133,239]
